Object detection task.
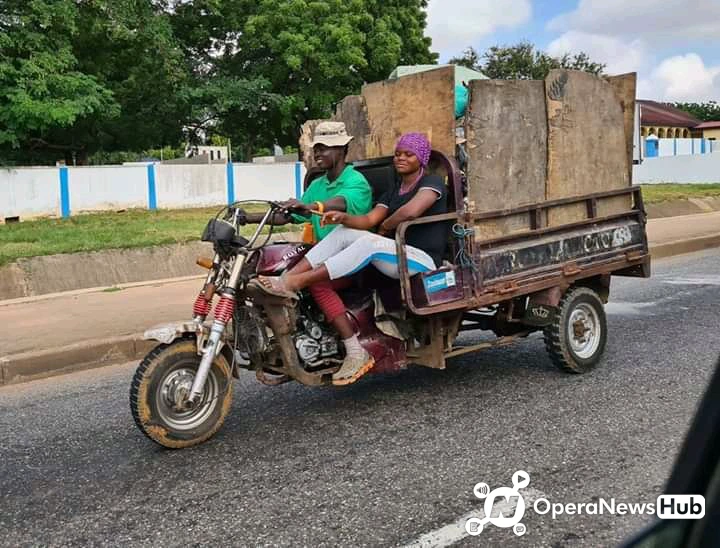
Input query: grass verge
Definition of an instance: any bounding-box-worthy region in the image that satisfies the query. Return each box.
[3,186,719,264]
[640,183,720,204]
[0,204,291,266]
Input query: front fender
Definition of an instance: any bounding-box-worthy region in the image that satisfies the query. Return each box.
[143,322,236,375]
[143,321,208,345]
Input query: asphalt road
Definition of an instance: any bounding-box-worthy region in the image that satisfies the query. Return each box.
[2,249,719,548]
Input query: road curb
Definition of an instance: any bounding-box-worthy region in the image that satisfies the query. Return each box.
[650,234,720,260]
[0,335,155,386]
[2,235,720,387]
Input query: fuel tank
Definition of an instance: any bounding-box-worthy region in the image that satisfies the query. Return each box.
[256,242,312,275]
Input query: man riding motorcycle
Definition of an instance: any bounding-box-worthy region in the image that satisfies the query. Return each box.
[247,122,374,382]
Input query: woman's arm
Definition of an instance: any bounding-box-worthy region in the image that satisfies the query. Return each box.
[379,189,439,232]
[321,205,389,230]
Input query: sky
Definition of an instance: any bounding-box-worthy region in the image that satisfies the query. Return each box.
[425,0,720,102]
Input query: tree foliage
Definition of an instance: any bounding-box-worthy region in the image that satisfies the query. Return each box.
[672,101,720,122]
[449,41,605,80]
[0,0,437,164]
[0,1,119,163]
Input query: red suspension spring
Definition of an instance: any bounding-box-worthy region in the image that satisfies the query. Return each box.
[213,295,236,324]
[193,294,212,317]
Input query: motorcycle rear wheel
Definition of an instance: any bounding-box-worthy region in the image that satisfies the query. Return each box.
[130,339,233,449]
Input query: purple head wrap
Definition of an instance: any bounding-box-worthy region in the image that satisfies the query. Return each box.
[395,133,431,167]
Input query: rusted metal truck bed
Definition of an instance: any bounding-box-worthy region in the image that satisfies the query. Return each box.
[397,186,650,316]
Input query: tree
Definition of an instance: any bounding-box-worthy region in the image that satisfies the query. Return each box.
[1,0,438,164]
[449,41,605,80]
[448,47,481,71]
[0,0,194,164]
[167,0,436,157]
[672,101,720,122]
[228,0,437,151]
[0,1,119,164]
[70,1,192,156]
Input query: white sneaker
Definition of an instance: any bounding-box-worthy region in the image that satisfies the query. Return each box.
[332,350,375,386]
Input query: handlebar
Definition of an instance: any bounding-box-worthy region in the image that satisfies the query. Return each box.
[267,200,321,216]
[224,200,319,251]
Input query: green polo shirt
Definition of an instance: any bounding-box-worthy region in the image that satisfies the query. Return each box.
[294,164,372,241]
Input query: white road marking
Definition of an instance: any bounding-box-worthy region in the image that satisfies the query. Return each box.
[660,276,720,286]
[605,302,656,316]
[401,487,546,548]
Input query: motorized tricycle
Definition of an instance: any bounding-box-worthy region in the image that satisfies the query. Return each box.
[130,151,650,449]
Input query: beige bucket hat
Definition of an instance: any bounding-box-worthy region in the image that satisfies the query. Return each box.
[312,121,354,147]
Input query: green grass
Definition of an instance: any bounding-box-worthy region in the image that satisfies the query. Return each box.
[640,184,720,204]
[5,185,719,265]
[0,204,287,266]
[102,286,124,293]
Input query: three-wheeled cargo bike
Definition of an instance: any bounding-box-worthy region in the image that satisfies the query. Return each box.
[130,68,650,448]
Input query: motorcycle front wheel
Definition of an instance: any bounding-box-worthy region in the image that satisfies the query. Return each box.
[130,339,233,449]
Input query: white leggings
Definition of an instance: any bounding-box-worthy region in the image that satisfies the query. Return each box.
[304,226,436,280]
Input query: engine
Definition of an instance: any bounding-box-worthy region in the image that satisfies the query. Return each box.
[233,305,269,359]
[234,302,340,369]
[294,317,340,366]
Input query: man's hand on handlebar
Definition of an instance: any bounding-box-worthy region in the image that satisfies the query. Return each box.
[281,198,312,215]
[235,210,248,225]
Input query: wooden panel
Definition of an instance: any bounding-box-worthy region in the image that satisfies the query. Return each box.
[597,195,633,218]
[465,80,547,214]
[360,66,455,158]
[547,203,586,227]
[333,95,370,163]
[475,214,532,241]
[545,70,629,226]
[299,119,324,169]
[606,73,637,185]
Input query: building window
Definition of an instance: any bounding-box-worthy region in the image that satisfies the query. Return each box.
[658,128,666,138]
[683,129,689,138]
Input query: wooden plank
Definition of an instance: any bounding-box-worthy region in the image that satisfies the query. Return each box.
[333,95,370,163]
[606,73,637,184]
[302,67,455,165]
[545,70,630,226]
[475,214,532,241]
[465,79,548,214]
[299,119,324,169]
[597,195,633,218]
[360,66,455,158]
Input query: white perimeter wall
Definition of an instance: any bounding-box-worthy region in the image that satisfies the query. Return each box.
[68,165,148,212]
[634,152,720,184]
[5,156,720,221]
[233,163,299,202]
[155,164,227,208]
[0,162,306,220]
[655,138,717,157]
[0,167,60,219]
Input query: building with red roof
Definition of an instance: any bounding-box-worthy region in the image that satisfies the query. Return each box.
[638,100,703,139]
